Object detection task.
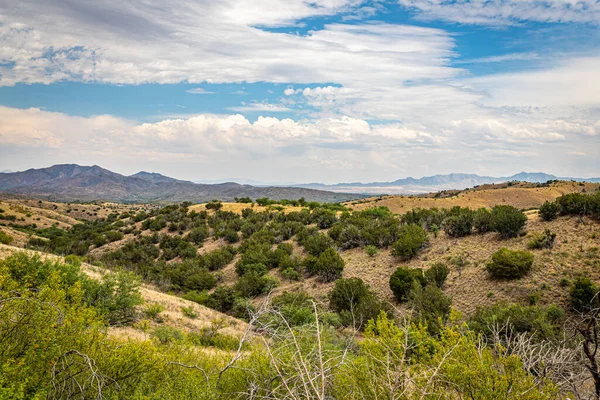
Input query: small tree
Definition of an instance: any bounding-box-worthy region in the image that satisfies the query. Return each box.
[491,205,527,239]
[539,201,560,221]
[391,224,428,261]
[329,278,388,330]
[314,248,344,282]
[443,207,473,237]
[409,283,452,335]
[425,263,449,288]
[571,277,598,312]
[389,266,424,302]
[486,248,534,279]
[473,208,493,234]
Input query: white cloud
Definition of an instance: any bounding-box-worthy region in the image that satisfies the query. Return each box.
[186,88,215,95]
[398,0,600,25]
[1,106,597,182]
[228,103,292,112]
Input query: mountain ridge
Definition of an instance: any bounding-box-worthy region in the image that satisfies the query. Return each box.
[0,164,361,203]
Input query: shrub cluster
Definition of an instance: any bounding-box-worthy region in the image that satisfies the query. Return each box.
[486,248,534,279]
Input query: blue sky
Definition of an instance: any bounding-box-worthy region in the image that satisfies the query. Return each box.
[0,0,599,183]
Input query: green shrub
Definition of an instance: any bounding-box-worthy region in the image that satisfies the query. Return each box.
[144,303,165,319]
[473,208,493,234]
[570,277,598,312]
[425,263,449,288]
[539,201,560,221]
[486,248,534,279]
[491,205,527,239]
[556,193,588,215]
[206,285,236,313]
[181,305,198,319]
[313,248,344,282]
[328,278,389,330]
[409,283,451,335]
[468,303,564,340]
[527,229,556,250]
[443,207,473,237]
[152,326,183,344]
[185,225,210,245]
[365,245,378,257]
[389,266,425,302]
[391,224,428,261]
[302,232,334,257]
[205,200,223,210]
[234,273,278,298]
[0,230,14,245]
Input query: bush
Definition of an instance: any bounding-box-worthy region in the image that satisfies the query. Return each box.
[302,233,334,257]
[570,277,598,312]
[556,193,588,215]
[486,248,534,279]
[206,285,236,312]
[181,305,198,319]
[539,201,560,221]
[469,303,564,340]
[205,201,223,210]
[473,208,493,234]
[527,229,556,250]
[328,278,389,330]
[365,245,378,257]
[153,326,183,344]
[234,273,278,298]
[491,205,527,239]
[144,303,165,319]
[313,248,344,282]
[391,224,428,260]
[425,263,449,288]
[185,225,209,245]
[0,230,14,245]
[409,284,452,335]
[389,267,425,302]
[443,207,473,237]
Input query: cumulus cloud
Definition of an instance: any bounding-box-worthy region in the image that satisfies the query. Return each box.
[1,105,597,182]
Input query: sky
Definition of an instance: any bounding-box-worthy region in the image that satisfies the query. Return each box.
[0,0,599,184]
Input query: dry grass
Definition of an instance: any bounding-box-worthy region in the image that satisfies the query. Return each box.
[0,195,156,230]
[346,181,599,215]
[0,243,248,339]
[189,202,304,215]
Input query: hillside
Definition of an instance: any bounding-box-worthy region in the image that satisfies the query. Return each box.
[0,164,362,203]
[347,180,600,214]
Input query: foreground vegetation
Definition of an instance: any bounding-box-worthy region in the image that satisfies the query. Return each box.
[2,189,600,397]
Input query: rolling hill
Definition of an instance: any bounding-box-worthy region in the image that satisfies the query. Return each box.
[0,164,362,203]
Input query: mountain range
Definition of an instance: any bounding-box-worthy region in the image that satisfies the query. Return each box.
[288,172,600,195]
[0,164,362,203]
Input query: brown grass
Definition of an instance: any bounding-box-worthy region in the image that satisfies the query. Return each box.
[189,202,304,215]
[346,181,599,215]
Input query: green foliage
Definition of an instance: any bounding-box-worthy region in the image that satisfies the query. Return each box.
[203,245,236,271]
[84,270,143,325]
[486,248,534,279]
[328,207,400,249]
[389,266,425,302]
[328,278,389,330]
[408,283,452,335]
[473,207,493,233]
[180,305,198,319]
[0,230,13,245]
[424,263,449,288]
[234,273,278,298]
[152,325,184,344]
[469,303,565,340]
[527,229,556,250]
[539,200,560,221]
[391,224,428,260]
[364,245,378,257]
[144,303,165,319]
[185,225,209,245]
[300,232,334,257]
[312,248,344,282]
[491,205,527,239]
[570,276,598,312]
[443,207,474,237]
[205,200,223,210]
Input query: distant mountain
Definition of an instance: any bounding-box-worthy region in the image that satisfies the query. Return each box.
[291,172,600,195]
[0,164,361,203]
[130,171,192,184]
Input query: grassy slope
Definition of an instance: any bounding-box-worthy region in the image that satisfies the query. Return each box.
[0,243,248,339]
[347,181,600,214]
